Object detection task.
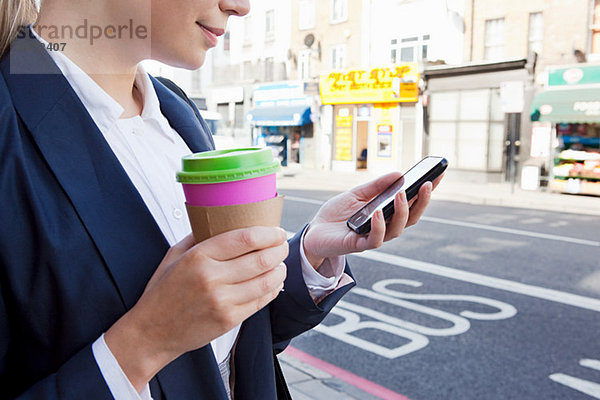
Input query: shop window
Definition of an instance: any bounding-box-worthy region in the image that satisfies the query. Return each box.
[330,0,348,24]
[330,44,347,70]
[592,0,600,54]
[428,89,505,172]
[299,0,315,30]
[528,12,543,56]
[484,18,505,60]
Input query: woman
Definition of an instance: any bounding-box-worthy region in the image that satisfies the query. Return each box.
[0,0,439,399]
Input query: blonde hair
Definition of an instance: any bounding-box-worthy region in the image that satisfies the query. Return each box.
[0,0,38,57]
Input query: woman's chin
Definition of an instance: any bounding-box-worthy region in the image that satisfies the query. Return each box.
[152,51,207,71]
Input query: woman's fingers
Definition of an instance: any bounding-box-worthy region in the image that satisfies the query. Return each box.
[198,226,288,261]
[406,181,432,227]
[226,241,289,284]
[229,262,287,306]
[383,191,410,241]
[357,209,386,251]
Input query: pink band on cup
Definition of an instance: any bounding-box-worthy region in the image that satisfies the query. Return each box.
[182,173,277,207]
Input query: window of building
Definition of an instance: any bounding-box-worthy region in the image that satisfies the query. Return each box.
[217,103,229,128]
[528,12,543,56]
[299,49,312,79]
[299,0,316,30]
[330,44,347,70]
[390,35,430,63]
[234,102,245,129]
[265,57,274,81]
[592,0,600,54]
[223,31,230,52]
[484,18,505,60]
[265,9,275,41]
[191,70,202,92]
[243,16,252,46]
[330,0,348,24]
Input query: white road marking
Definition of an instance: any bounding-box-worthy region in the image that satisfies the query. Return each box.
[285,228,600,313]
[313,305,430,359]
[370,279,517,320]
[581,359,600,371]
[549,373,600,399]
[353,250,600,313]
[314,280,517,358]
[284,195,600,247]
[421,216,600,247]
[285,195,326,205]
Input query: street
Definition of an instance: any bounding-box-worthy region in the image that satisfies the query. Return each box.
[279,187,600,400]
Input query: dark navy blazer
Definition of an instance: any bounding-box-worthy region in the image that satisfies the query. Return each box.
[0,29,354,399]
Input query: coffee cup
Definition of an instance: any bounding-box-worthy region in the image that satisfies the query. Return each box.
[176,147,284,243]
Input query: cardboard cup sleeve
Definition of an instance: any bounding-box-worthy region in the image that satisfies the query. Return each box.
[185,195,285,243]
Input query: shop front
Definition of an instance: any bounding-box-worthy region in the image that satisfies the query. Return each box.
[319,64,421,174]
[530,64,600,196]
[424,59,533,183]
[247,82,315,167]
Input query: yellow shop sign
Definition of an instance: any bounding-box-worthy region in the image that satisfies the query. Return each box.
[320,64,419,105]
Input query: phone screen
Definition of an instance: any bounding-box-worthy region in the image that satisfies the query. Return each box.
[353,156,442,222]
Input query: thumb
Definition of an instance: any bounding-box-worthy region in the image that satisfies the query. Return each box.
[144,234,196,293]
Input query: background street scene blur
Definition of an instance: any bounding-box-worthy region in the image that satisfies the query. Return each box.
[145,1,600,398]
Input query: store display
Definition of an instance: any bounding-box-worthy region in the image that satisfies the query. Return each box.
[551,123,600,196]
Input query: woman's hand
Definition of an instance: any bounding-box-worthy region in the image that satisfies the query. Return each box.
[303,172,443,268]
[104,226,289,392]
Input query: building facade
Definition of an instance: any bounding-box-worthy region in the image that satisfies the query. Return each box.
[206,1,292,146]
[459,0,600,193]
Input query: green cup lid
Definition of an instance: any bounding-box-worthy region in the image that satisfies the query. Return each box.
[177,147,280,183]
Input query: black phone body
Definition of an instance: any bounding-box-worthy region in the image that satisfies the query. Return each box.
[346,156,448,234]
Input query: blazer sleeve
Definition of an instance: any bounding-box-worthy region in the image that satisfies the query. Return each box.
[0,285,114,400]
[269,226,355,348]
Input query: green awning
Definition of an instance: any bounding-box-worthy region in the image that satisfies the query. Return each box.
[530,88,600,123]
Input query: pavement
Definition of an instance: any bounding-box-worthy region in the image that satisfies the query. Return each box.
[278,347,391,400]
[275,165,599,400]
[276,165,600,216]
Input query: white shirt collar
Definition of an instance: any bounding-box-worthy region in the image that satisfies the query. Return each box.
[29,25,168,136]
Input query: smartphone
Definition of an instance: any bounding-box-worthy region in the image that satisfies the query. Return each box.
[346,156,448,234]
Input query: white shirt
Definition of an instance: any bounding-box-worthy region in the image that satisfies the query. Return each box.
[31,27,346,399]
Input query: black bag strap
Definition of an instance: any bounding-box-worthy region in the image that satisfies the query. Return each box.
[155,76,203,123]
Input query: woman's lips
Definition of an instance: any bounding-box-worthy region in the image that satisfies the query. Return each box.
[196,22,224,47]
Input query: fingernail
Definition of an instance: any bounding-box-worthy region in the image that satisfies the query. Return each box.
[399,191,407,203]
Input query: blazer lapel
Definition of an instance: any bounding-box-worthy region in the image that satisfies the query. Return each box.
[1,29,169,310]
